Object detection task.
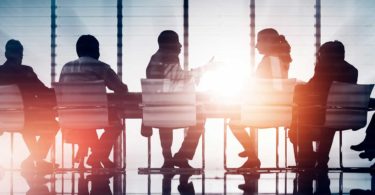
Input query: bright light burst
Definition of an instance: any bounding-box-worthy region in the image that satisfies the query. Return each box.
[197,60,248,103]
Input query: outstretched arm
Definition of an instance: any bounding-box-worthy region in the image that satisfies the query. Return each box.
[189,56,216,82]
[105,68,128,94]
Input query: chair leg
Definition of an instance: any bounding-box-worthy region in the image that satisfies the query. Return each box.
[137,134,152,173]
[276,127,279,168]
[62,132,65,169]
[147,136,151,169]
[123,119,127,170]
[147,173,151,194]
[285,127,288,168]
[224,119,228,170]
[339,172,343,194]
[72,144,75,168]
[339,131,344,169]
[11,133,14,169]
[296,111,300,169]
[202,124,205,169]
[251,128,258,158]
[51,136,56,169]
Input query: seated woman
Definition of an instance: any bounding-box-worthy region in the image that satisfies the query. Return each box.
[289,41,358,170]
[229,28,292,168]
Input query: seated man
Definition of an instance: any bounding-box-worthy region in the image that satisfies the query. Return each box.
[0,39,59,170]
[60,35,128,168]
[289,40,358,170]
[145,30,211,168]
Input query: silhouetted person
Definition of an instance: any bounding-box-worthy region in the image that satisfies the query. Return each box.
[0,39,59,171]
[60,35,129,168]
[289,41,358,170]
[229,28,292,168]
[255,28,292,79]
[145,30,211,169]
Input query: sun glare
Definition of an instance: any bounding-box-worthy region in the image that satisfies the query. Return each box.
[197,61,248,103]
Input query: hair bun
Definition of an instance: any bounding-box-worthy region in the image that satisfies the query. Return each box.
[279,35,286,41]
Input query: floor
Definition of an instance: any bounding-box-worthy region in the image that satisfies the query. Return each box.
[0,168,374,195]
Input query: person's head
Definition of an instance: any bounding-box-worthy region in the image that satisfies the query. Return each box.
[317,40,345,65]
[157,30,182,54]
[76,35,100,59]
[256,28,280,55]
[256,28,292,64]
[5,39,23,64]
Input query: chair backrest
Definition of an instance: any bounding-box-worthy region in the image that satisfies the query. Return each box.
[59,72,100,82]
[240,78,297,128]
[0,84,25,131]
[141,78,196,128]
[324,81,374,130]
[53,80,109,130]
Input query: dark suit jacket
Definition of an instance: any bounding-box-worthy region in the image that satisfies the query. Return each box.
[0,61,56,130]
[0,61,52,106]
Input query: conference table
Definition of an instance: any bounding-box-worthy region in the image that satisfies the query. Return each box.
[109,90,375,171]
[21,88,374,171]
[111,92,241,119]
[109,92,262,172]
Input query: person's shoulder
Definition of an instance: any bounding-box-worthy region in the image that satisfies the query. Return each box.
[20,64,35,72]
[148,52,163,65]
[149,52,160,61]
[81,57,109,67]
[98,59,110,66]
[62,59,79,67]
[95,60,112,70]
[344,61,358,72]
[0,65,7,74]
[90,60,115,75]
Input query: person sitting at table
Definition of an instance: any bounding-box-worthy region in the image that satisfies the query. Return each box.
[145,30,214,169]
[60,34,128,168]
[229,28,292,168]
[289,40,358,170]
[0,39,59,171]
